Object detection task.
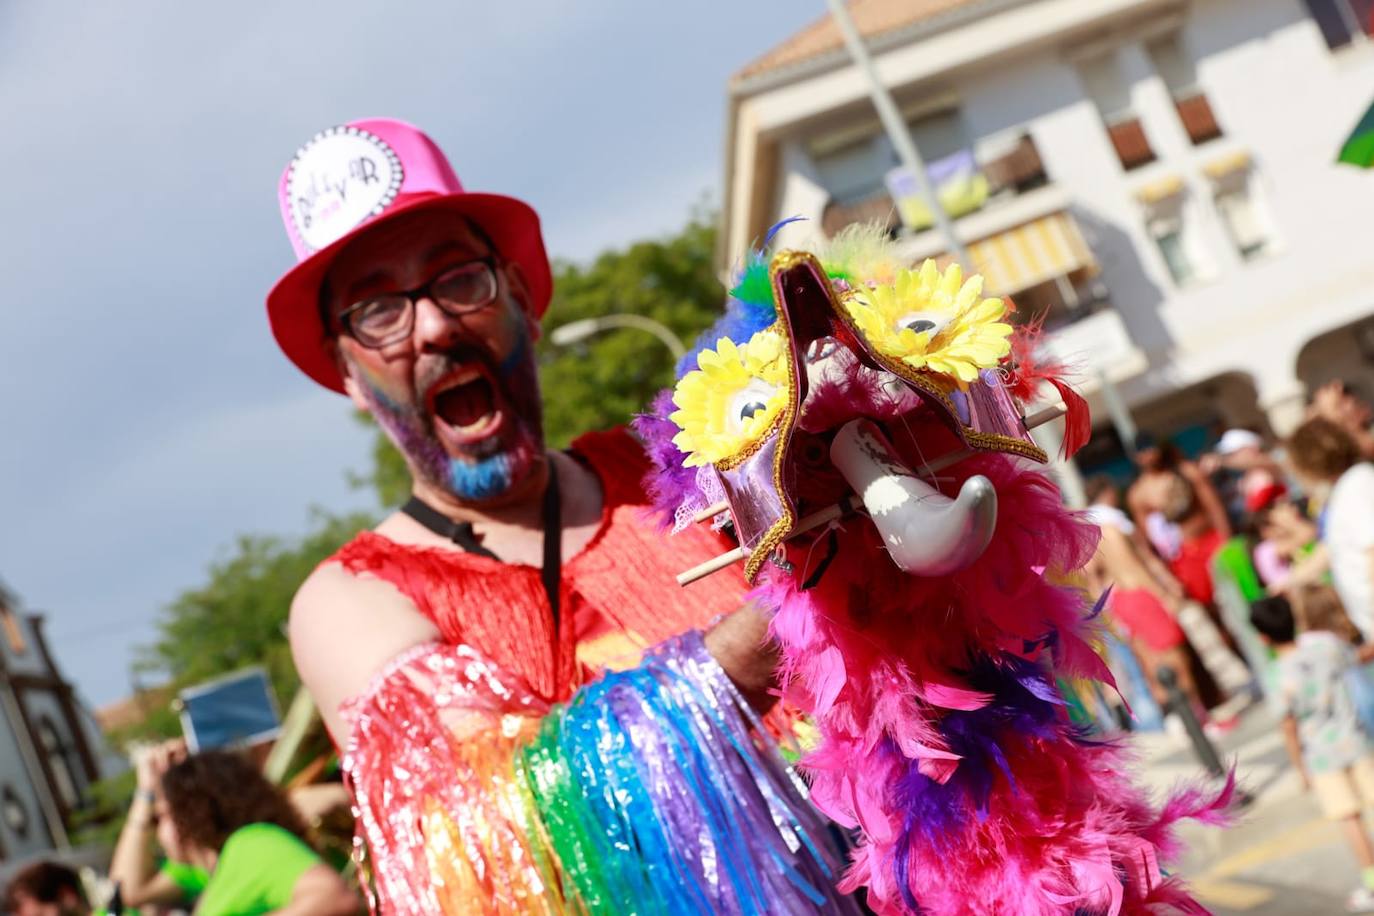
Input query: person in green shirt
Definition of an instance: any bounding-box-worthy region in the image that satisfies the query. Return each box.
[157,751,358,916]
[109,739,209,912]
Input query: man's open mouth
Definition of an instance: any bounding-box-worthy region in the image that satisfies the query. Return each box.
[427,366,505,444]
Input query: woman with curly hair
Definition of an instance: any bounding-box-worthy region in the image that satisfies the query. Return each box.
[157,751,358,916]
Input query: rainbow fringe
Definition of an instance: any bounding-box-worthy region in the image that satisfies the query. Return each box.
[344,633,860,915]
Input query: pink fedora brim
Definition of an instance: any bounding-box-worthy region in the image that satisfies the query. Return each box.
[266,190,552,394]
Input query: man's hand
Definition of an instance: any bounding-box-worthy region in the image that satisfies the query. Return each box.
[703,604,779,714]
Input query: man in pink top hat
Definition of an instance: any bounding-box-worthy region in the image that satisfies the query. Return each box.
[268,120,851,912]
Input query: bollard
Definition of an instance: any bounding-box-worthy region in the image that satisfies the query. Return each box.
[1156,665,1226,778]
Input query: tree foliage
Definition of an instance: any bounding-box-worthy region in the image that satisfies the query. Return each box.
[130,510,375,741]
[536,213,724,448]
[360,212,727,508]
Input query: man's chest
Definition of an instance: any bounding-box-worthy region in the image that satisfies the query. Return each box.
[473,514,603,566]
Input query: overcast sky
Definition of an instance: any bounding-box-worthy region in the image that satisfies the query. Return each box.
[0,1,819,707]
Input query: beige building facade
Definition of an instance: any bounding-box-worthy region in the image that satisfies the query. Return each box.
[722,0,1374,485]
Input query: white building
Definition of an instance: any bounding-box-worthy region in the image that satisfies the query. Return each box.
[722,0,1374,484]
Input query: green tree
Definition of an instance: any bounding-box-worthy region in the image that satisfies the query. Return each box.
[361,212,726,508]
[536,212,722,447]
[131,510,375,740]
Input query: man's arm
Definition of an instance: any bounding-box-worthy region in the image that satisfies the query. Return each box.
[292,564,784,741]
[289,564,443,746]
[1181,461,1232,540]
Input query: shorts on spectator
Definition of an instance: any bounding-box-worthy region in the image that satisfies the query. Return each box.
[1313,756,1374,820]
[1110,587,1186,652]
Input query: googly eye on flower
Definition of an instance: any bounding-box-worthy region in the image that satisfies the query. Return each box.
[669,327,789,467]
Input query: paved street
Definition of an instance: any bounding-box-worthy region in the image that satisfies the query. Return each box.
[1136,704,1366,914]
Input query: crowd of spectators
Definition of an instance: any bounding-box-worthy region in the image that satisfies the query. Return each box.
[4,742,359,916]
[1084,381,1374,911]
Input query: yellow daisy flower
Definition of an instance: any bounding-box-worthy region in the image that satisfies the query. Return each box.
[670,328,790,467]
[843,259,1012,384]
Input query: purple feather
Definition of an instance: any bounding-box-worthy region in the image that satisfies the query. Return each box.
[1085,585,1112,621]
[632,390,704,529]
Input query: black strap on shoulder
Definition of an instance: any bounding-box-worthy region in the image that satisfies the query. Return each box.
[541,463,562,635]
[400,459,563,634]
[400,496,501,560]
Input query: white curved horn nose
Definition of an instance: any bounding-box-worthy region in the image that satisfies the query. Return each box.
[829,419,997,576]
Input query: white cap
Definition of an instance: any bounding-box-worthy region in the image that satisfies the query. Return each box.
[1215,429,1263,456]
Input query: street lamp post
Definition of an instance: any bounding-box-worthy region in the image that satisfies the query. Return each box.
[826,0,972,267]
[550,314,688,362]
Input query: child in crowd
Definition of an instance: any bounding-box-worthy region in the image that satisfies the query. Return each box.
[1251,496,1319,591]
[1251,587,1374,912]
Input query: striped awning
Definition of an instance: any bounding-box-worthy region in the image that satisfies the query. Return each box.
[963,211,1098,297]
[1203,149,1251,180]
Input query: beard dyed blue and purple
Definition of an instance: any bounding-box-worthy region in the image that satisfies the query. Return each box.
[349,329,544,504]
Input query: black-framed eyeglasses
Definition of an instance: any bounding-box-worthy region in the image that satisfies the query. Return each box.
[336,257,501,349]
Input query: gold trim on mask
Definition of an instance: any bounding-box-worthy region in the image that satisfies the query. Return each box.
[719,249,1047,582]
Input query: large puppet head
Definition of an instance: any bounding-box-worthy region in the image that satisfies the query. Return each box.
[643,225,1085,583]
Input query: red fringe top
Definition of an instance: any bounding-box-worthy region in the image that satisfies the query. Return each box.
[327,427,750,704]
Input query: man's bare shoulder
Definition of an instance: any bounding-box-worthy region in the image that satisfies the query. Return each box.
[291,561,434,640]
[289,560,441,743]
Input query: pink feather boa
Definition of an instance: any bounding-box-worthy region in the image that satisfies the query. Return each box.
[756,452,1233,914]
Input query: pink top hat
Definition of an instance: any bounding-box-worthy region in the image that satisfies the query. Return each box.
[265,118,552,393]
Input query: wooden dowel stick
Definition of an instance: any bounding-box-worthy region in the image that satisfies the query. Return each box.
[678,500,850,586]
[1024,402,1067,429]
[692,501,730,523]
[677,402,1068,584]
[918,404,1066,477]
[675,547,747,586]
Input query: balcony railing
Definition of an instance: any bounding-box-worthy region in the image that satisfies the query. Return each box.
[1038,308,1148,381]
[820,134,1049,238]
[821,193,900,237]
[983,134,1049,196]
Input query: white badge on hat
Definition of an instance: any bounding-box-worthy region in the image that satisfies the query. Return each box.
[287,125,404,253]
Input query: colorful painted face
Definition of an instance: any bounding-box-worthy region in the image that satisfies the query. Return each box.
[325,210,545,504]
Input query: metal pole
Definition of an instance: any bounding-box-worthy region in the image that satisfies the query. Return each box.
[1155,665,1225,778]
[825,0,973,267]
[550,314,687,361]
[1096,367,1138,457]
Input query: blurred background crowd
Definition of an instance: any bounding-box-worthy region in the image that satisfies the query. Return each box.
[1074,379,1374,736]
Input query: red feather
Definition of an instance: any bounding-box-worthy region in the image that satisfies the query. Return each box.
[1005,319,1092,459]
[1049,377,1092,459]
